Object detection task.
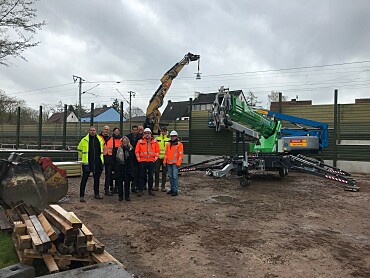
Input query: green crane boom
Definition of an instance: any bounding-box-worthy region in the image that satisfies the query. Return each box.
[211,87,281,153]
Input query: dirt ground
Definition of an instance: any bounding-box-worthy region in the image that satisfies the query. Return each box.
[60,170,370,278]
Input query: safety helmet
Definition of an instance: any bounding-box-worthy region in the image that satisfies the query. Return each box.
[144,128,152,133]
[170,130,178,136]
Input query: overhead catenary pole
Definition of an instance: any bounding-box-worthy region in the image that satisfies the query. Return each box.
[128,91,136,129]
[120,101,124,133]
[63,104,67,149]
[73,75,85,139]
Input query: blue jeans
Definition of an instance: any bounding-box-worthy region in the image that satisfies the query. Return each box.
[167,164,179,193]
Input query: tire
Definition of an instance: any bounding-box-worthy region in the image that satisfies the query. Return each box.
[240,177,251,187]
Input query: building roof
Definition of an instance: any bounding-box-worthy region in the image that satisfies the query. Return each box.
[130,116,147,122]
[192,90,243,105]
[161,100,190,121]
[270,99,313,111]
[46,111,73,123]
[80,106,112,118]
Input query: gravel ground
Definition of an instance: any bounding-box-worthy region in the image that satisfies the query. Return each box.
[59,170,370,278]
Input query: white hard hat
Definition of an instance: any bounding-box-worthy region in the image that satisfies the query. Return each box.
[170,130,178,136]
[144,128,152,133]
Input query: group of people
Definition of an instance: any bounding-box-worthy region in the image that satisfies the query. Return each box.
[77,124,184,203]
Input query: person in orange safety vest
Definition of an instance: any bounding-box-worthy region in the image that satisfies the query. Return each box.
[135,128,160,197]
[163,130,184,196]
[99,125,115,196]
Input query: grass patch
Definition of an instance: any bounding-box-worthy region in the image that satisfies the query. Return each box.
[0,230,19,269]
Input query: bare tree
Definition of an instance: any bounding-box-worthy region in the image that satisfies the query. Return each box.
[245,91,261,107]
[0,0,45,66]
[129,106,145,117]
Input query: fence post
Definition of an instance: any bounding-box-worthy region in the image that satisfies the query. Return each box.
[38,106,42,149]
[16,107,21,149]
[188,98,193,164]
[333,89,338,167]
[120,101,124,134]
[90,103,94,127]
[63,104,67,149]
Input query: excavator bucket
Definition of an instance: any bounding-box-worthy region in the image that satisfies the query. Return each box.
[35,156,68,203]
[0,153,68,209]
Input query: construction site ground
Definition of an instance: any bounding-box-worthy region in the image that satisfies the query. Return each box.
[62,171,370,278]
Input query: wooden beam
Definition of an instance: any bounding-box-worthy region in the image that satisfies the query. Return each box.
[22,214,44,252]
[77,229,86,244]
[0,209,12,232]
[18,235,32,250]
[38,213,58,241]
[69,212,93,241]
[43,209,76,237]
[91,251,125,269]
[49,205,82,229]
[13,222,27,236]
[29,215,52,250]
[42,253,59,274]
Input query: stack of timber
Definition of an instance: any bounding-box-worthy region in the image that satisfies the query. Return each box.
[10,202,123,274]
[53,161,82,177]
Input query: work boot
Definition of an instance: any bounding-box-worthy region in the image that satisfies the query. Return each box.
[167,190,173,195]
[80,197,86,203]
[94,195,103,199]
[125,197,131,201]
[152,187,159,191]
[161,187,167,192]
[131,189,138,193]
[148,191,155,196]
[113,186,118,194]
[118,197,123,201]
[138,191,143,197]
[171,192,178,197]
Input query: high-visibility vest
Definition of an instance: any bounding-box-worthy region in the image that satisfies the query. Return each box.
[155,134,169,159]
[135,138,160,162]
[99,135,114,156]
[164,141,184,166]
[77,134,104,165]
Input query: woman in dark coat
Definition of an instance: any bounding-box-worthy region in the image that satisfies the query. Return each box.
[116,136,134,201]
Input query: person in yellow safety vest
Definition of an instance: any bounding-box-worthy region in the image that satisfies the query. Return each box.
[154,126,170,192]
[77,126,104,202]
[163,130,184,196]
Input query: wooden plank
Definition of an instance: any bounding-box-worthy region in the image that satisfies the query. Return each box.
[43,209,76,236]
[29,215,52,250]
[13,222,27,235]
[38,213,58,241]
[6,209,21,222]
[69,211,93,241]
[77,229,86,244]
[86,240,96,252]
[92,237,105,254]
[22,214,44,252]
[91,251,125,269]
[0,209,12,232]
[42,253,59,274]
[12,236,33,265]
[49,205,82,229]
[18,234,32,250]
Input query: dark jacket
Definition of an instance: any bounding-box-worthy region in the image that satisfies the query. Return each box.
[114,146,134,180]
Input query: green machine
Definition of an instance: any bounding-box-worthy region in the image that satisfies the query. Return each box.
[202,86,359,191]
[211,86,281,153]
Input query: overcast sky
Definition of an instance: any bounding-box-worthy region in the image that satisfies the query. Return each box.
[1,0,370,112]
